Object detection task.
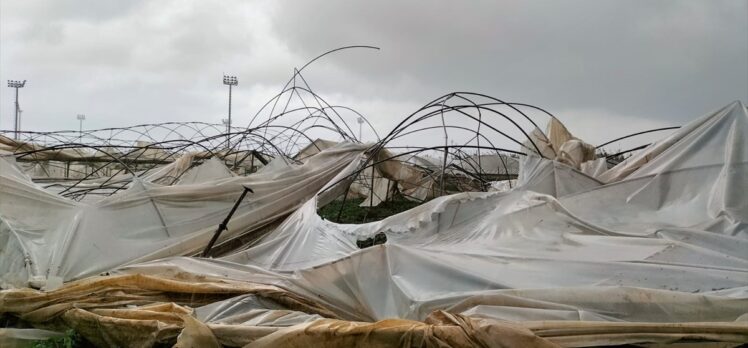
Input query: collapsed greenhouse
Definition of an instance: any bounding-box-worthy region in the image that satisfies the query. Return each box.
[1,54,747,347]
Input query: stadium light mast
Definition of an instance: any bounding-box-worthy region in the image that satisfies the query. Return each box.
[222,75,238,148]
[77,114,86,139]
[7,80,27,140]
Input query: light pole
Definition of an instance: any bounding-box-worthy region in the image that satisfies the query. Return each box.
[17,109,22,132]
[221,118,229,152]
[356,117,364,141]
[222,75,238,148]
[76,114,86,139]
[7,80,27,140]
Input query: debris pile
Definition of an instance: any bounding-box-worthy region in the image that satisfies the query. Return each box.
[1,53,746,347]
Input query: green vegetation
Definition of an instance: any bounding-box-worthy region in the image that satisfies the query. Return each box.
[318,197,425,224]
[32,330,84,348]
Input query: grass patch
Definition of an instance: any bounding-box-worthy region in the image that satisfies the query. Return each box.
[318,197,425,224]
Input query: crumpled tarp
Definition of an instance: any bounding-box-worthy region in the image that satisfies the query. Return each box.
[2,273,747,347]
[0,143,368,289]
[0,273,338,347]
[579,157,608,178]
[525,118,597,168]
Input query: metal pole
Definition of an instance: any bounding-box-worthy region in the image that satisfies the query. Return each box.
[76,114,86,141]
[440,113,448,196]
[356,117,364,142]
[14,87,19,140]
[226,85,232,150]
[228,84,232,132]
[18,109,22,138]
[202,186,253,257]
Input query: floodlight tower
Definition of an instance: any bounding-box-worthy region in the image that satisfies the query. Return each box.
[77,114,86,139]
[7,80,27,140]
[222,75,238,148]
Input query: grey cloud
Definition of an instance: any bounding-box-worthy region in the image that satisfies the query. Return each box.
[270,0,747,124]
[0,0,746,145]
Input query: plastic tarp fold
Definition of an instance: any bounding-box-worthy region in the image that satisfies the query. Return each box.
[579,158,608,178]
[4,272,746,347]
[0,143,368,289]
[0,273,339,347]
[525,118,596,168]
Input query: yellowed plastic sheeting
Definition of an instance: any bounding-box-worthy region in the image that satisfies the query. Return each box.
[2,275,747,347]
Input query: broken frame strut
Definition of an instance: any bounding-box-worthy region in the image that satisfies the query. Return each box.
[201,185,254,257]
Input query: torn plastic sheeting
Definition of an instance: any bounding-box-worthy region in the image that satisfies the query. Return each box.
[195,294,324,327]
[32,154,199,201]
[116,102,748,327]
[2,102,747,347]
[556,139,596,168]
[455,154,520,176]
[174,314,222,348]
[118,245,748,324]
[516,154,602,197]
[524,117,597,169]
[489,179,517,192]
[579,157,608,178]
[560,103,748,236]
[245,310,559,348]
[3,270,748,347]
[0,142,368,289]
[173,157,236,185]
[244,312,748,348]
[523,321,748,347]
[293,138,339,162]
[597,101,746,184]
[349,147,429,206]
[0,273,340,347]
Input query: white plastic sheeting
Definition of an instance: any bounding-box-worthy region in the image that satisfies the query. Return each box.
[0,143,368,289]
[2,101,747,347]
[196,294,324,327]
[579,157,608,178]
[173,157,235,185]
[516,154,602,197]
[118,101,748,327]
[525,117,596,168]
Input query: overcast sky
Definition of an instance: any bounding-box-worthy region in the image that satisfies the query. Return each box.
[1,0,746,148]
